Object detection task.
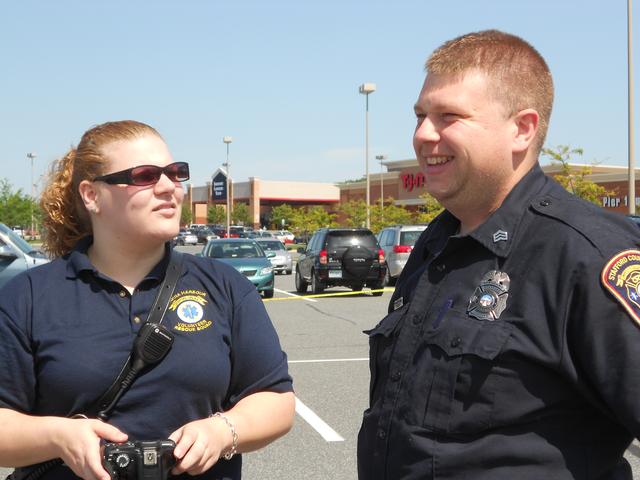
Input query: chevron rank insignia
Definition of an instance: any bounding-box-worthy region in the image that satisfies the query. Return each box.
[492,230,508,243]
[601,249,640,327]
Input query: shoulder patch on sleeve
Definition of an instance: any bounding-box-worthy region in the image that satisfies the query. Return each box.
[601,249,640,327]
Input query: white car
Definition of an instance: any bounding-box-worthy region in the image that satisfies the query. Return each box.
[175,229,198,246]
[256,239,293,274]
[0,223,49,288]
[273,230,295,244]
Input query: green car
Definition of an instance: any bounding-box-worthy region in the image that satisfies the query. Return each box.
[201,238,275,298]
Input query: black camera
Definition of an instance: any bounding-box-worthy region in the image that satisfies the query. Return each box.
[103,440,176,480]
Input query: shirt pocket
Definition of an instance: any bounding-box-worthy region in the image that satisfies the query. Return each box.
[419,309,512,435]
[364,303,409,407]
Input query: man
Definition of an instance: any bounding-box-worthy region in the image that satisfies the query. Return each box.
[357,30,640,479]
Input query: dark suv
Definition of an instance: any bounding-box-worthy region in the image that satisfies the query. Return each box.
[295,228,386,295]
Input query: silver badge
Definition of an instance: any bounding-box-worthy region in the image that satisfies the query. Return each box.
[467,270,510,321]
[493,230,508,243]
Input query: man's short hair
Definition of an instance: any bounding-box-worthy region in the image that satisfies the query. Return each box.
[427,30,554,154]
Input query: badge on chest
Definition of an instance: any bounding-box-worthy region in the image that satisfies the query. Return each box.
[467,270,510,321]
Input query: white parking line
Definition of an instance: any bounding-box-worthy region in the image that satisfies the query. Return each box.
[289,357,368,364]
[274,288,318,302]
[295,397,344,442]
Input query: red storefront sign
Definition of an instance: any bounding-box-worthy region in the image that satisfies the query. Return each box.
[401,171,425,192]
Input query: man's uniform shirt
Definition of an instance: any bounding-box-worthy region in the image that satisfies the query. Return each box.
[358,164,640,479]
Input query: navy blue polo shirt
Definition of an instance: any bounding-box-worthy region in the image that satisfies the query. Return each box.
[0,238,292,480]
[358,164,640,479]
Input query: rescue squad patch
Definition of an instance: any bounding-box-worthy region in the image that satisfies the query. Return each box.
[601,249,640,327]
[169,289,213,332]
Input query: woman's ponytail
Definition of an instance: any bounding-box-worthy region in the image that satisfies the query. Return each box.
[40,148,91,258]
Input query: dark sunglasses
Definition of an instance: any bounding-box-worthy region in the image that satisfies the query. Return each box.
[93,161,190,186]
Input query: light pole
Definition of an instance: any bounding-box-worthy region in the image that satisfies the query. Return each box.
[628,0,635,214]
[27,152,36,238]
[223,136,233,237]
[376,154,386,220]
[359,83,376,229]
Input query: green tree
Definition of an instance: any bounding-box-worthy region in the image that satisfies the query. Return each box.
[284,205,336,239]
[370,198,414,232]
[207,205,226,224]
[337,200,368,227]
[0,178,38,230]
[180,203,192,226]
[270,204,297,229]
[414,192,444,224]
[232,202,251,225]
[541,145,612,205]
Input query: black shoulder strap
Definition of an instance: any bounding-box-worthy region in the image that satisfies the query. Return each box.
[11,251,185,480]
[88,250,184,418]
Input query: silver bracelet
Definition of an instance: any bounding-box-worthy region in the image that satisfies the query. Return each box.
[210,412,238,460]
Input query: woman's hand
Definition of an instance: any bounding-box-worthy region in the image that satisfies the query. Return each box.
[53,418,128,480]
[169,417,231,476]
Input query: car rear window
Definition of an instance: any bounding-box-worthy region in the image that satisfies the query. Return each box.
[208,242,264,258]
[399,231,423,246]
[259,241,285,251]
[326,231,377,250]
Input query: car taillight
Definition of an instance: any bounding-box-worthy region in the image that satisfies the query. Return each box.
[393,245,413,254]
[378,248,385,263]
[319,249,328,265]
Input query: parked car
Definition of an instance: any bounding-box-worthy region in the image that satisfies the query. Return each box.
[253,230,275,239]
[228,226,254,238]
[295,228,385,295]
[377,224,428,285]
[201,238,275,298]
[0,223,49,288]
[256,239,293,275]
[195,227,219,244]
[626,215,640,228]
[175,228,198,246]
[294,232,311,244]
[273,230,295,244]
[210,226,227,238]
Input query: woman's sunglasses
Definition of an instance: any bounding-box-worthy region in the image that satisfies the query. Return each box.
[93,161,190,186]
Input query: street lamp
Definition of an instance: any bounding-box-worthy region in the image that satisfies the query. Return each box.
[628,0,635,214]
[376,154,386,220]
[359,83,376,229]
[27,152,36,238]
[223,136,233,237]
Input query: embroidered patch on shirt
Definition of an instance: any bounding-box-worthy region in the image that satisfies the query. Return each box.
[169,289,213,332]
[601,249,640,327]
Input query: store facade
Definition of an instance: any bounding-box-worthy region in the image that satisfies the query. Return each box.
[185,159,640,228]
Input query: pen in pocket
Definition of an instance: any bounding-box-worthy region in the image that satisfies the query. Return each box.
[433,298,453,328]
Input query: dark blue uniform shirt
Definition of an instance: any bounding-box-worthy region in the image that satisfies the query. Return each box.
[358,164,640,479]
[0,239,292,480]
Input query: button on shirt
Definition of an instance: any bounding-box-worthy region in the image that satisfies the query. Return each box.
[0,239,292,480]
[358,165,640,480]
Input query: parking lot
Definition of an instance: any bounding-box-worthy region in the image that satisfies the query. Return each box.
[1,247,639,479]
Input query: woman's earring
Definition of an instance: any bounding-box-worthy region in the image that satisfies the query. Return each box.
[88,206,98,214]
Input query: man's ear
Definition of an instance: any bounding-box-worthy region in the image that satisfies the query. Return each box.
[78,180,99,214]
[511,108,539,154]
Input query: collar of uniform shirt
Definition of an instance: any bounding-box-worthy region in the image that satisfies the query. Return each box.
[466,163,548,258]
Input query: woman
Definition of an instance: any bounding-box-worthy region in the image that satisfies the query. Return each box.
[0,120,295,480]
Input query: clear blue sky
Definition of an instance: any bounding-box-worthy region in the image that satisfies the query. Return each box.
[1,0,638,195]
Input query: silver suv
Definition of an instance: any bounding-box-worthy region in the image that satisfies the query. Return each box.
[377,224,428,285]
[0,223,49,289]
